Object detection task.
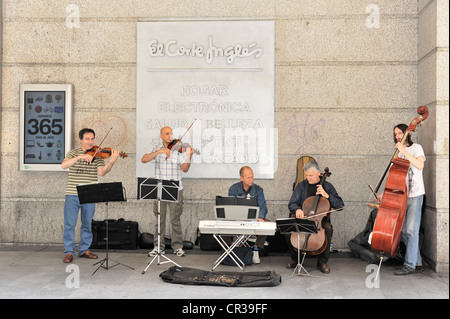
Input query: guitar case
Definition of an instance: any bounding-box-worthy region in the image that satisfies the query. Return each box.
[293,155,316,191]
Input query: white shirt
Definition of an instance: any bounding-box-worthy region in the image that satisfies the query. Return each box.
[150,145,187,190]
[398,143,426,198]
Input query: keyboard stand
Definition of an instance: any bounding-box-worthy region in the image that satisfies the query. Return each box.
[212,234,251,271]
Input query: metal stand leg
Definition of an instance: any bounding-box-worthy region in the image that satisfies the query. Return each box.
[142,199,181,275]
[375,255,384,281]
[92,202,134,275]
[212,234,249,271]
[291,233,311,277]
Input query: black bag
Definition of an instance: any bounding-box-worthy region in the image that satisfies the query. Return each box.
[347,209,384,263]
[266,230,288,253]
[91,218,139,250]
[196,228,222,251]
[160,266,281,287]
[139,232,193,250]
[220,246,253,266]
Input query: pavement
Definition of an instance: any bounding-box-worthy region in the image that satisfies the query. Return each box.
[0,244,448,302]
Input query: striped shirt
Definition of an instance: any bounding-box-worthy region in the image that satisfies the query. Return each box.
[150,145,187,190]
[64,148,105,195]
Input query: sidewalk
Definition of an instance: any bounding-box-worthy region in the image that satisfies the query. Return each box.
[0,244,448,300]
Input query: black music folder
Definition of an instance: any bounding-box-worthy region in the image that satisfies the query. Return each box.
[77,182,126,204]
[276,218,318,234]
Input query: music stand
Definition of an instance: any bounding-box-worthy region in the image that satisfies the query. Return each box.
[77,182,134,275]
[276,218,318,277]
[138,178,182,274]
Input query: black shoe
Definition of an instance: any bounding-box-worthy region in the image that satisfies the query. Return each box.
[317,262,330,274]
[394,265,416,275]
[286,260,297,269]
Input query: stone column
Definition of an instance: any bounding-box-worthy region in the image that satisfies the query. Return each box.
[418,0,449,272]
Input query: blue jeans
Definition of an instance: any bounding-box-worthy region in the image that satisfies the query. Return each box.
[401,195,423,269]
[63,195,96,256]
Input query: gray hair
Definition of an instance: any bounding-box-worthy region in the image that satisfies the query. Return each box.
[303,160,319,172]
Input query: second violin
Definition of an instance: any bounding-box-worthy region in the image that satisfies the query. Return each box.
[168,139,200,155]
[167,118,201,155]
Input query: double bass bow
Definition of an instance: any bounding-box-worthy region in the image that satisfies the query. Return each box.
[370,106,429,258]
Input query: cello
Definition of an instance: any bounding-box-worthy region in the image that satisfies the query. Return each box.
[370,106,429,258]
[290,167,331,255]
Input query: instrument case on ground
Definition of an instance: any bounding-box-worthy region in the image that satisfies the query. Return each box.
[90,218,139,250]
[160,266,282,287]
[195,228,222,251]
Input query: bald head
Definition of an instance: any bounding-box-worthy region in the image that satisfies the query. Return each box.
[160,126,173,145]
[160,126,172,135]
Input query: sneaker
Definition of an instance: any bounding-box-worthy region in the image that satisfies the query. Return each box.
[394,265,416,275]
[252,250,260,264]
[174,248,185,257]
[148,248,165,257]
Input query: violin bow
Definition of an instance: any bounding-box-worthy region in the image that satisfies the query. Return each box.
[88,127,112,162]
[178,118,197,141]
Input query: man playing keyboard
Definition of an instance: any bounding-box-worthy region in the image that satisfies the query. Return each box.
[228,166,269,264]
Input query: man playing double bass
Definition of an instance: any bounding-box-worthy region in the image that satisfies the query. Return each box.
[286,161,344,273]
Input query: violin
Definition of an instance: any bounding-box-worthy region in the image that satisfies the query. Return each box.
[166,118,201,156]
[290,167,331,255]
[85,146,127,159]
[168,139,200,155]
[370,105,429,258]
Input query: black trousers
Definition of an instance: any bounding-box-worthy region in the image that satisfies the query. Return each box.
[285,217,333,264]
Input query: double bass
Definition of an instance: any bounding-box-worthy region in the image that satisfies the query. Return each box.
[370,106,429,258]
[290,167,331,255]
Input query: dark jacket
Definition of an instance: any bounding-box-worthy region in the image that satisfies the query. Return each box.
[228,182,268,219]
[288,179,344,215]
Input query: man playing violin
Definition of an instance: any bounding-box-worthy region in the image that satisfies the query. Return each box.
[286,161,344,273]
[61,128,120,263]
[141,126,194,257]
